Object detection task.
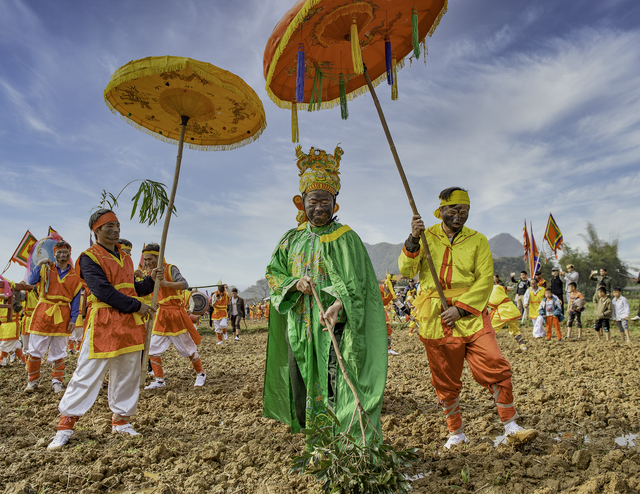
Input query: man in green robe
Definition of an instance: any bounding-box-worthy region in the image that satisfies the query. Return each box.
[263,145,388,445]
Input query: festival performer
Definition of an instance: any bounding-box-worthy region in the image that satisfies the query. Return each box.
[523,278,546,338]
[263,145,387,445]
[256,303,263,321]
[538,288,563,342]
[489,277,527,351]
[47,209,157,450]
[566,282,585,339]
[141,243,206,389]
[25,240,81,394]
[0,290,26,366]
[211,284,229,344]
[399,187,536,449]
[380,275,395,354]
[21,288,38,355]
[249,304,255,320]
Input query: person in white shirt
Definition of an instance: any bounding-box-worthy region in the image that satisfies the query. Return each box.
[559,264,579,310]
[611,286,631,343]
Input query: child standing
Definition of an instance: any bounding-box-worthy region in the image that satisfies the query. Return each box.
[538,288,563,342]
[611,286,631,343]
[593,287,612,342]
[567,282,585,339]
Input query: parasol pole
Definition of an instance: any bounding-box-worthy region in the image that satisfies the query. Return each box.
[362,66,449,311]
[140,114,190,387]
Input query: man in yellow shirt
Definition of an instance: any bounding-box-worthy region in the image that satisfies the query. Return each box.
[398,187,536,449]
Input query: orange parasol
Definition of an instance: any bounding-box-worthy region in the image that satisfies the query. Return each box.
[104,56,266,384]
[264,1,452,311]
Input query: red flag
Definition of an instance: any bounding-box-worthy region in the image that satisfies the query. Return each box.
[48,226,62,241]
[529,222,540,278]
[522,220,530,262]
[544,213,563,259]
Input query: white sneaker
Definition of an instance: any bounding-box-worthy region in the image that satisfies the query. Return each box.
[25,380,39,393]
[504,421,524,436]
[223,332,228,341]
[519,343,527,351]
[194,373,206,387]
[631,315,640,321]
[112,423,140,436]
[52,380,65,394]
[388,349,398,355]
[216,340,224,345]
[9,353,16,363]
[47,429,74,450]
[444,432,468,449]
[0,358,6,367]
[234,336,239,341]
[504,421,538,444]
[144,380,166,390]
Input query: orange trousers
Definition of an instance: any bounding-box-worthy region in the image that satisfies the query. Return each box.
[420,328,517,434]
[545,316,562,340]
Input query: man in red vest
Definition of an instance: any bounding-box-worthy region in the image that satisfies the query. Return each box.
[48,209,157,450]
[142,243,206,389]
[26,240,82,394]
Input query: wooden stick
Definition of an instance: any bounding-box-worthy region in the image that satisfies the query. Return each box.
[309,283,367,445]
[140,115,189,387]
[362,67,449,311]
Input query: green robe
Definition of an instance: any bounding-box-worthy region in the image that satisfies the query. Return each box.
[263,221,388,444]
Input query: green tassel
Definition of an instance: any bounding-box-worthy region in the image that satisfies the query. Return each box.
[339,73,348,120]
[307,68,323,112]
[412,7,420,59]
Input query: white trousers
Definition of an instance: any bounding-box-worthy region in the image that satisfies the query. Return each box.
[149,332,197,358]
[21,334,29,351]
[58,325,141,418]
[28,334,68,362]
[213,318,227,333]
[70,327,84,342]
[532,316,546,338]
[0,339,22,353]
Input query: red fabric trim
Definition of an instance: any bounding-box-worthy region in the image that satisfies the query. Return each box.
[439,249,449,287]
[455,301,481,317]
[420,312,493,346]
[402,245,420,259]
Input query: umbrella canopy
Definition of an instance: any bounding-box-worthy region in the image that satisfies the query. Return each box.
[264,0,447,110]
[105,56,266,151]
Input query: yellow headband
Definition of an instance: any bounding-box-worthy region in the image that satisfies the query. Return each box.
[144,250,160,256]
[433,190,470,219]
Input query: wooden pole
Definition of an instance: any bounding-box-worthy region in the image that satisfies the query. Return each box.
[309,284,368,446]
[362,67,449,311]
[140,115,189,387]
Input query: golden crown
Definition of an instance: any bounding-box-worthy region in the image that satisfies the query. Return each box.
[296,144,343,195]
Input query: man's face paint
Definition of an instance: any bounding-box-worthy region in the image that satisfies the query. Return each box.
[304,189,334,227]
[54,249,70,265]
[440,204,469,233]
[97,221,120,243]
[143,254,158,270]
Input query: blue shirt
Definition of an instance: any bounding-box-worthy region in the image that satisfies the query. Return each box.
[28,263,80,323]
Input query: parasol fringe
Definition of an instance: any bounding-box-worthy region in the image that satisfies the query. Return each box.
[350,18,364,75]
[412,7,420,59]
[291,101,299,143]
[385,36,393,86]
[339,74,348,120]
[263,0,445,109]
[391,55,398,100]
[105,98,266,152]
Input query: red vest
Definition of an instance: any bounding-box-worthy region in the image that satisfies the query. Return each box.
[211,291,228,320]
[81,244,145,358]
[152,263,193,336]
[30,263,81,337]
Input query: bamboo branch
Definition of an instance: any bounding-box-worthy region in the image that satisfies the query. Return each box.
[309,283,367,446]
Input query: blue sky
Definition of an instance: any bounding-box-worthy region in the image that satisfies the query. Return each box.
[1,0,639,289]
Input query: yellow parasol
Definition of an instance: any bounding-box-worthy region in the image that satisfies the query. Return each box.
[104,56,266,385]
[264,1,452,312]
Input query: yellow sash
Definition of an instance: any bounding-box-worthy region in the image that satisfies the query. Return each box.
[412,287,470,319]
[89,301,145,327]
[39,299,70,325]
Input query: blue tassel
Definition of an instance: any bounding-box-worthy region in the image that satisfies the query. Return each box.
[385,36,393,86]
[296,43,305,103]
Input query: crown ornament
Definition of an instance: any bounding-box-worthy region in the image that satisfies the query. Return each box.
[296,144,343,195]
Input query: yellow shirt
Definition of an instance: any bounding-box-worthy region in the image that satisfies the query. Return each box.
[398,223,493,343]
[488,284,520,322]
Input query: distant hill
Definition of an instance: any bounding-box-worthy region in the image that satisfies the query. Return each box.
[488,233,523,258]
[363,242,404,279]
